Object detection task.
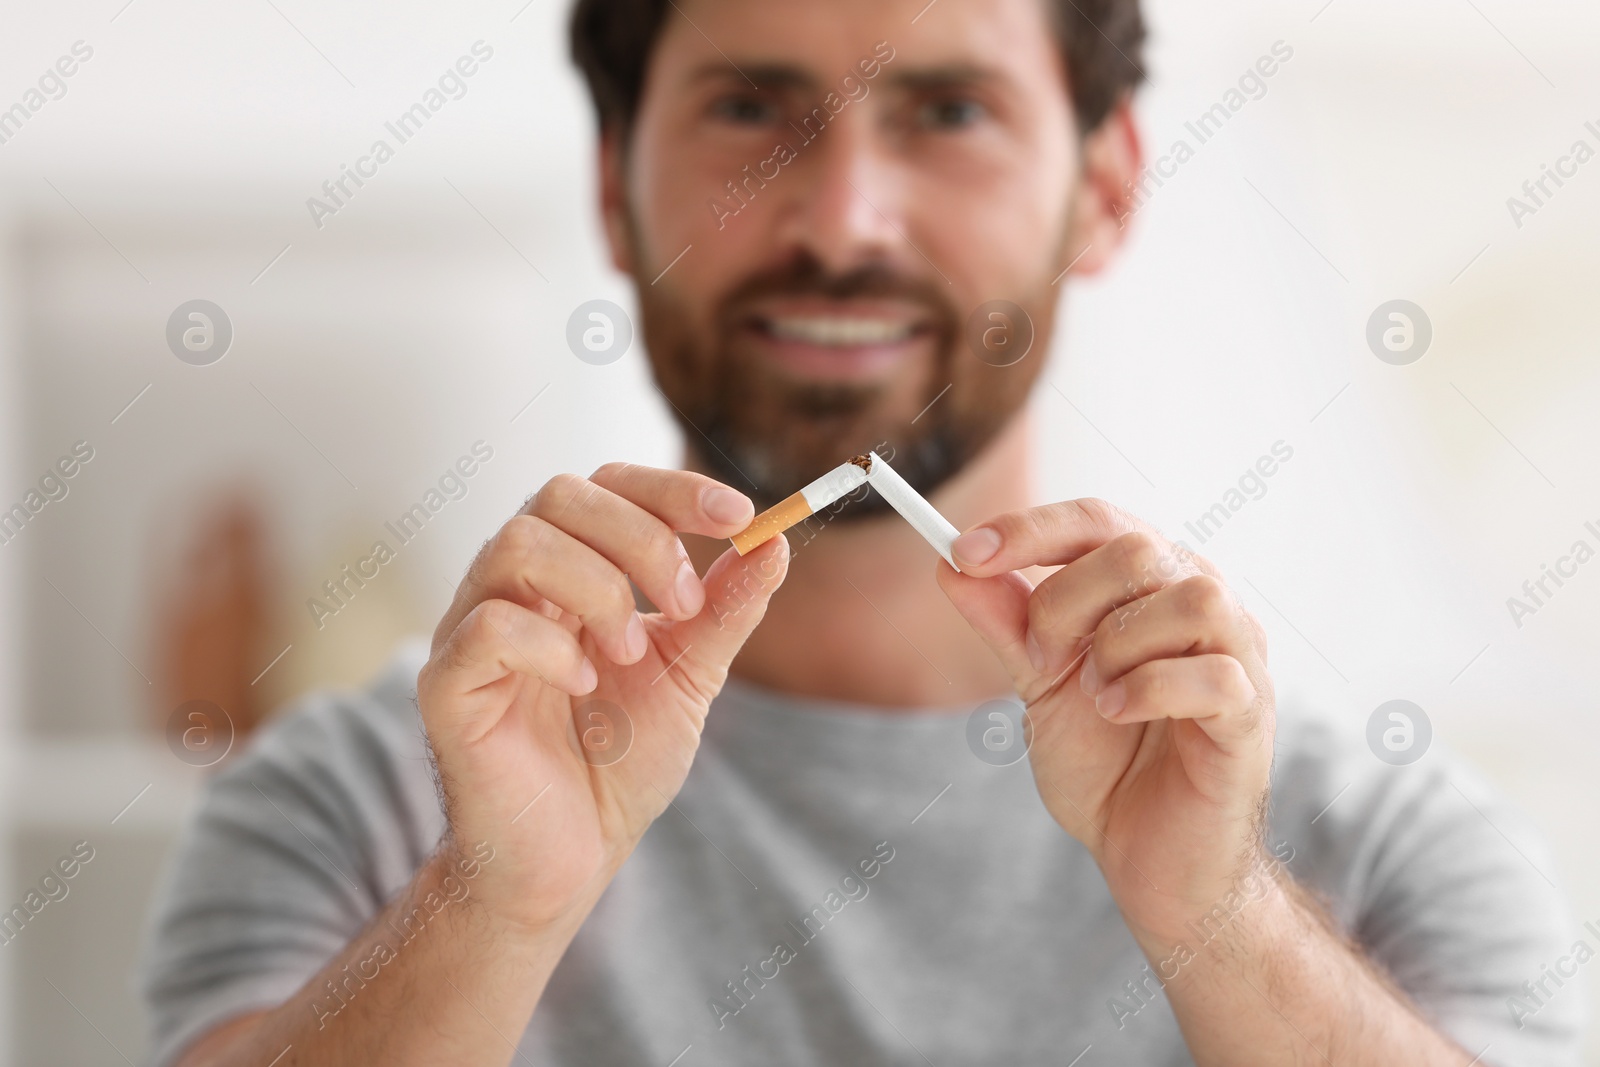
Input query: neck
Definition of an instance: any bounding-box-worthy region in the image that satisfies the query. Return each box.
[683,408,1037,710]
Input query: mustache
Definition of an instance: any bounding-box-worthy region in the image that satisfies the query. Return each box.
[716,254,958,328]
[667,252,974,512]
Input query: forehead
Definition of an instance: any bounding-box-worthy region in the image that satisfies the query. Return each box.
[648,0,1066,93]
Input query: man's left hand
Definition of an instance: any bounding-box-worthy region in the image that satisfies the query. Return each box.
[939,498,1276,947]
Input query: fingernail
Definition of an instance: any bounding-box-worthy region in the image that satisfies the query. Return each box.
[704,486,752,526]
[952,526,1001,567]
[1079,652,1100,695]
[578,657,598,692]
[1096,681,1126,718]
[625,613,647,660]
[1025,630,1046,672]
[674,559,703,617]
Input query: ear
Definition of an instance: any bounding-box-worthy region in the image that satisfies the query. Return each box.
[1061,98,1143,278]
[598,125,635,276]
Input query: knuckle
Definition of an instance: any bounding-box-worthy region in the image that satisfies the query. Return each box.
[433,639,471,675]
[1071,497,1120,531]
[1023,598,1047,647]
[1211,656,1253,703]
[1094,603,1128,645]
[1179,574,1232,626]
[1151,542,1195,583]
[1029,580,1084,644]
[590,460,635,484]
[1019,498,1113,547]
[1110,530,1162,576]
[597,572,637,622]
[435,619,484,674]
[471,597,522,640]
[535,472,590,518]
[494,514,550,565]
[636,518,682,569]
[1135,662,1169,703]
[1028,576,1065,628]
[1007,507,1048,549]
[604,575,636,617]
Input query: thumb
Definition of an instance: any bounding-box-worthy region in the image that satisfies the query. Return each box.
[661,535,790,697]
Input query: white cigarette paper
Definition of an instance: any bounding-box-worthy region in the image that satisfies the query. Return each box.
[864,451,963,572]
[728,452,963,571]
[799,460,868,511]
[729,460,867,555]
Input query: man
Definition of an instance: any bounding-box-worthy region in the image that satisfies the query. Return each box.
[141,0,1582,1063]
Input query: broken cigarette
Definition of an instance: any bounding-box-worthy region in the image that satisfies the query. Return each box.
[729,457,868,556]
[730,452,963,572]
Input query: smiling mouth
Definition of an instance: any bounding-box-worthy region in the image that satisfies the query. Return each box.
[746,310,940,349]
[761,314,924,346]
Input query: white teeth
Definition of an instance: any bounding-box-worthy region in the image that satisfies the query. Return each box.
[767,316,912,346]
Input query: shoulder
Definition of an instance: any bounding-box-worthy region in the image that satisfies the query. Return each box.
[1267,688,1583,1059]
[234,636,438,817]
[1267,691,1561,921]
[168,635,444,917]
[141,637,445,1066]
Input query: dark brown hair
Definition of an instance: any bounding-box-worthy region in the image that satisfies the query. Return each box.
[569,0,1146,139]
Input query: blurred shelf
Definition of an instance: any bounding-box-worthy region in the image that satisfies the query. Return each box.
[1,735,205,832]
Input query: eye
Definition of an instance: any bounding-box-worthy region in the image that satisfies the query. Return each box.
[709,93,779,126]
[915,96,987,131]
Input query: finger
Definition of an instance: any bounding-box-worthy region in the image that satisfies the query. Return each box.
[934,560,1046,693]
[1092,654,1259,745]
[654,535,789,702]
[588,462,755,537]
[950,497,1217,581]
[436,466,729,646]
[1025,530,1203,674]
[1081,574,1257,693]
[526,472,710,622]
[420,599,596,745]
[950,497,1142,574]
[461,516,649,667]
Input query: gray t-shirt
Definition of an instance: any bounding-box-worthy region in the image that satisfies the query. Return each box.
[140,637,1584,1066]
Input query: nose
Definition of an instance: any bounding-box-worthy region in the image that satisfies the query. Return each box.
[775,110,907,277]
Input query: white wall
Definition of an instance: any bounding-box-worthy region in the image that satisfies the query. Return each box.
[0,0,1596,1062]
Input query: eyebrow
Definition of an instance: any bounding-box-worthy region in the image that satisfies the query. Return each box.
[886,64,1001,92]
[685,60,1004,93]
[686,61,817,92]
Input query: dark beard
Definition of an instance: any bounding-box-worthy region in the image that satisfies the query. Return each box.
[631,223,1054,521]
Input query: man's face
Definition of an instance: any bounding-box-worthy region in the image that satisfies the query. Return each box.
[609,0,1085,511]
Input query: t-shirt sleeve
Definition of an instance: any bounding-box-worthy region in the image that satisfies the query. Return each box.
[138,657,443,1067]
[1275,709,1586,1066]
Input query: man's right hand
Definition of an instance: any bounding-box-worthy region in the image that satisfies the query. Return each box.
[418,463,787,932]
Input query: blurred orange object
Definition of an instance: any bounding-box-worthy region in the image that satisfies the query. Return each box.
[152,493,280,756]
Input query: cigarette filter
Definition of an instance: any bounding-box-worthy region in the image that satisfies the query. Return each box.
[730,460,869,555]
[862,451,962,571]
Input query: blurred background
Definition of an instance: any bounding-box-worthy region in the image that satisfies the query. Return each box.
[0,0,1596,1062]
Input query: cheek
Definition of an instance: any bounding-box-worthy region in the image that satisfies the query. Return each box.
[628,138,701,252]
[904,147,1077,308]
[631,120,779,250]
[628,134,786,320]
